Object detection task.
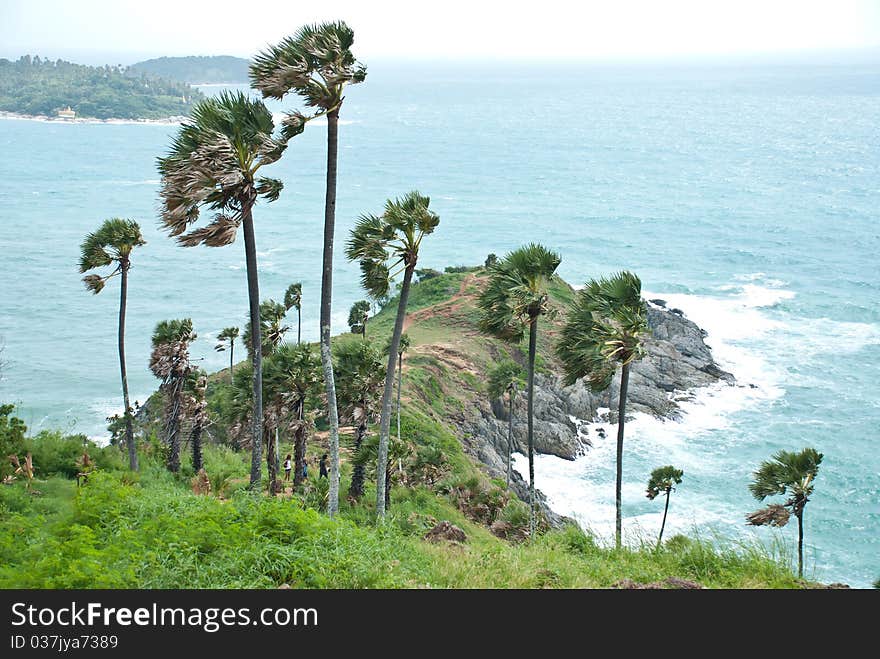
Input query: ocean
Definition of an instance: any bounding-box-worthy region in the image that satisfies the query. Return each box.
[0,58,877,587]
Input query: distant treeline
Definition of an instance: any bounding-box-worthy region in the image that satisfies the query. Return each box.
[129,56,251,84]
[0,56,204,120]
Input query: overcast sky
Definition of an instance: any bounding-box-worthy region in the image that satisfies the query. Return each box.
[2,0,879,65]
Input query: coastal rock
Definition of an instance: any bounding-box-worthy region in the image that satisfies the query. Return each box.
[454,305,732,524]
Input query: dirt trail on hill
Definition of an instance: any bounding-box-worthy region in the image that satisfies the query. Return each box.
[402,273,478,333]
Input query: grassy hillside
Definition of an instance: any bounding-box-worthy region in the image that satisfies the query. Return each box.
[0,267,811,589]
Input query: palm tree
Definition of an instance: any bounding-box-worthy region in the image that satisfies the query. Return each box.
[251,22,366,518]
[79,218,146,472]
[184,369,209,472]
[747,447,823,578]
[284,283,303,344]
[346,191,440,520]
[158,90,289,488]
[478,244,561,537]
[263,343,323,492]
[348,300,371,338]
[243,300,290,359]
[149,318,196,473]
[335,340,384,500]
[646,465,684,549]
[556,271,649,548]
[214,327,239,381]
[488,359,526,489]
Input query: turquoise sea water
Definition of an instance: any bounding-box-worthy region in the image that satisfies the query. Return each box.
[0,60,877,586]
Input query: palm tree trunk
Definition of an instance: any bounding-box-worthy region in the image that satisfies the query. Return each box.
[191,422,203,472]
[166,378,183,473]
[396,351,402,443]
[320,107,341,517]
[348,421,366,499]
[293,423,307,490]
[266,425,279,495]
[797,509,804,578]
[657,488,670,550]
[118,260,137,471]
[615,362,630,549]
[385,458,391,510]
[507,393,513,490]
[527,316,538,539]
[228,339,234,382]
[297,307,301,345]
[376,264,415,520]
[241,201,263,488]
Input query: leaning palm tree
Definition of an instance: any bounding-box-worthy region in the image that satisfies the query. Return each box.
[646,465,684,550]
[747,447,823,578]
[284,283,303,345]
[214,326,239,381]
[346,191,440,520]
[393,333,410,446]
[251,22,366,517]
[335,340,384,500]
[149,318,196,473]
[478,244,561,537]
[79,218,145,471]
[556,270,649,548]
[264,343,324,491]
[348,300,371,338]
[488,359,526,489]
[158,90,290,488]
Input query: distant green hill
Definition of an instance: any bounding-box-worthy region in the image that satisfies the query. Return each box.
[0,55,203,120]
[129,55,251,84]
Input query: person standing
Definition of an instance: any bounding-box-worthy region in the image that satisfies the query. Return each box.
[319,453,329,478]
[283,454,292,484]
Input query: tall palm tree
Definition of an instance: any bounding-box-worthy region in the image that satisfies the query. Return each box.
[243,299,290,359]
[149,318,196,473]
[284,283,303,344]
[348,300,371,338]
[351,431,412,511]
[556,270,649,548]
[747,447,823,578]
[79,218,146,471]
[335,340,384,500]
[394,333,410,446]
[251,22,366,517]
[646,465,684,550]
[263,343,323,491]
[158,90,289,488]
[184,369,209,472]
[214,326,239,381]
[346,191,440,520]
[488,359,526,489]
[478,244,561,537]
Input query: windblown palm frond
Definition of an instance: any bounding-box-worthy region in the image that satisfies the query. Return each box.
[78,218,145,293]
[157,91,287,246]
[345,192,439,299]
[284,282,302,311]
[334,340,384,425]
[243,300,290,358]
[488,359,526,401]
[646,465,684,500]
[215,326,239,352]
[748,448,823,503]
[250,21,367,108]
[477,243,561,342]
[556,270,649,391]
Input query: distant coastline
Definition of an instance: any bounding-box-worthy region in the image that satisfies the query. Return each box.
[0,110,185,126]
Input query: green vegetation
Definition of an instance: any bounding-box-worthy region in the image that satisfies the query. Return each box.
[0,56,202,119]
[0,403,805,589]
[129,56,250,84]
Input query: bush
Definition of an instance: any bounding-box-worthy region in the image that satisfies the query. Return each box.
[0,404,27,478]
[24,431,125,478]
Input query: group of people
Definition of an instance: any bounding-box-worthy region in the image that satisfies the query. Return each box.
[282,453,329,483]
